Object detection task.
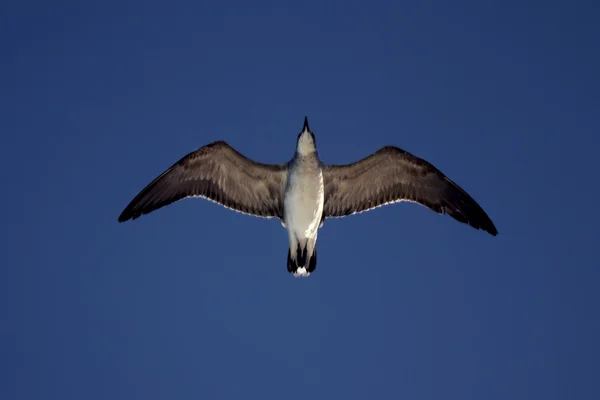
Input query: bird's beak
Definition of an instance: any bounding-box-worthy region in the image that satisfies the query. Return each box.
[303,116,310,132]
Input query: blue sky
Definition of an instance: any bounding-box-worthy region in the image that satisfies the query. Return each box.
[1,1,599,399]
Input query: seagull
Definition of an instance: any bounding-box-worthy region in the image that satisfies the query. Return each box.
[118,117,497,277]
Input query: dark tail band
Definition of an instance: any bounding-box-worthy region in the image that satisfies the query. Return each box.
[287,243,317,276]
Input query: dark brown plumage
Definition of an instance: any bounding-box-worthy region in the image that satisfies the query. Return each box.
[118,141,287,222]
[322,146,497,236]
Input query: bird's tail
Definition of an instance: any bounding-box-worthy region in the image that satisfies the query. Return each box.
[287,242,317,277]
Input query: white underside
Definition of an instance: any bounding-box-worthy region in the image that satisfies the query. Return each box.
[283,168,324,241]
[285,196,322,239]
[283,162,324,275]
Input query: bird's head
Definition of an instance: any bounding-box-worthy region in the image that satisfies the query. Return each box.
[296,116,317,156]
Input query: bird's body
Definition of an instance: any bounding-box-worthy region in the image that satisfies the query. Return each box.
[283,149,324,276]
[119,117,497,277]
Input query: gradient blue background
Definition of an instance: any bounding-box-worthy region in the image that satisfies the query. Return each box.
[2,1,598,399]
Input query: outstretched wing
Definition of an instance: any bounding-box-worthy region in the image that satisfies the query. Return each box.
[322,146,497,235]
[118,141,287,222]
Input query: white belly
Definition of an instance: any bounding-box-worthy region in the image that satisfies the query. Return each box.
[284,169,324,239]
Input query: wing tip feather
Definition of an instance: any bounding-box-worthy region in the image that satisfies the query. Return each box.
[117,207,138,223]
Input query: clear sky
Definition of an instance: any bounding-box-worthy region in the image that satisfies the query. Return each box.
[1,1,599,399]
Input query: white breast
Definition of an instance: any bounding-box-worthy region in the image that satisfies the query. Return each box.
[284,164,324,239]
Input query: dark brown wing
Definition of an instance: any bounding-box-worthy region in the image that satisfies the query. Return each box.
[118,141,287,222]
[322,146,497,235]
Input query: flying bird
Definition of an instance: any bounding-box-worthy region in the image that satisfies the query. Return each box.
[119,117,497,277]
